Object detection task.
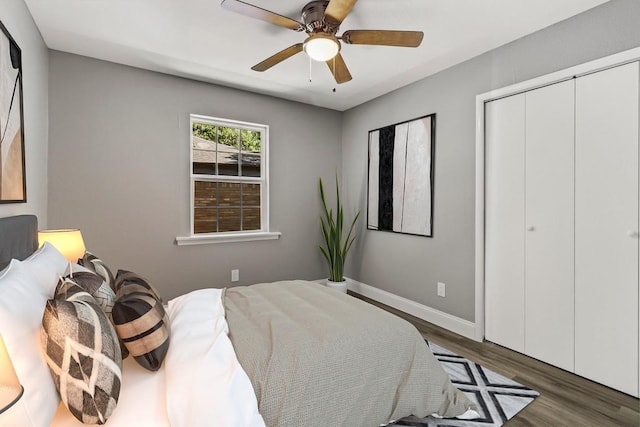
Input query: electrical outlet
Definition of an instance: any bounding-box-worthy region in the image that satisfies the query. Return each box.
[231,269,239,282]
[437,282,446,297]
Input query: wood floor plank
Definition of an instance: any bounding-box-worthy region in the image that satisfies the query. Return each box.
[351,292,640,427]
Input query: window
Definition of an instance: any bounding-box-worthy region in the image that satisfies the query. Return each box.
[176,115,280,245]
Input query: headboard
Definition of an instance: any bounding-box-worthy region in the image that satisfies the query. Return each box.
[0,215,38,270]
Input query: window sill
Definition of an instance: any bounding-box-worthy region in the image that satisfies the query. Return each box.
[175,231,281,246]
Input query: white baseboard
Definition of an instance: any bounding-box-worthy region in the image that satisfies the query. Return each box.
[343,277,479,341]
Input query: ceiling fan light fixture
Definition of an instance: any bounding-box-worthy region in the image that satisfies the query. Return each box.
[303,33,340,62]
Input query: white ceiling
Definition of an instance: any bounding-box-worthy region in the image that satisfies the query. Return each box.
[24,0,609,111]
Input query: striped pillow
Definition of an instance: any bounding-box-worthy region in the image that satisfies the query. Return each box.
[114,269,162,301]
[111,270,170,371]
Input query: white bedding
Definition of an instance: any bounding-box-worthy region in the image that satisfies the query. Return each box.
[164,288,264,427]
[50,357,170,426]
[50,289,264,426]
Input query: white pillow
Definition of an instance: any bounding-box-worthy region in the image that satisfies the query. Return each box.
[0,260,60,427]
[22,242,69,297]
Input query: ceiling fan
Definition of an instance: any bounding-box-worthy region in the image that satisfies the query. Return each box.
[221,0,424,84]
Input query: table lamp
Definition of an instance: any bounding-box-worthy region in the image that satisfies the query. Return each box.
[0,334,23,415]
[38,229,86,262]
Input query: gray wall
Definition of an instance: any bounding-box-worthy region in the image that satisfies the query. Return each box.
[48,52,342,299]
[341,0,640,322]
[0,0,49,225]
[46,0,640,315]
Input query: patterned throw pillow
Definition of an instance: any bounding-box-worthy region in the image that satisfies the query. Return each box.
[53,280,98,304]
[57,269,116,316]
[78,252,115,290]
[112,270,170,371]
[41,285,122,424]
[59,272,131,361]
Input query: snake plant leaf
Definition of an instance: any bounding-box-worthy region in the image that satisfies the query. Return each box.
[318,175,360,282]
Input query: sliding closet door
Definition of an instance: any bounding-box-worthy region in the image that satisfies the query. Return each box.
[524,80,575,371]
[485,93,526,353]
[575,61,639,397]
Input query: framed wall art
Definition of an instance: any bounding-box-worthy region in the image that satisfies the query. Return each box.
[0,20,25,203]
[368,113,435,237]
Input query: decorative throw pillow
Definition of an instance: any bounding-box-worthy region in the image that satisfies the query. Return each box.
[61,267,131,360]
[113,269,163,302]
[59,266,117,316]
[78,251,115,290]
[112,270,170,371]
[41,286,122,424]
[53,280,97,303]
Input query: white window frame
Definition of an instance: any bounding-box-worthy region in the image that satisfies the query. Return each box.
[176,114,280,245]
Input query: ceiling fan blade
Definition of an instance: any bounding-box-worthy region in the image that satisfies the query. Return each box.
[342,30,424,47]
[252,44,304,72]
[221,0,304,31]
[324,0,358,25]
[326,53,352,84]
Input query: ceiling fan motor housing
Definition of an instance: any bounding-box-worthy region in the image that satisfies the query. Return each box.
[302,0,337,34]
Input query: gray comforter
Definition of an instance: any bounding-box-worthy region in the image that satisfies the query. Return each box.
[224,280,475,427]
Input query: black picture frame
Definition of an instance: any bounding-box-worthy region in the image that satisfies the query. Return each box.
[367,113,436,237]
[0,20,26,203]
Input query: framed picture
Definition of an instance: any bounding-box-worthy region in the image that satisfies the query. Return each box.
[0,20,25,203]
[367,113,435,237]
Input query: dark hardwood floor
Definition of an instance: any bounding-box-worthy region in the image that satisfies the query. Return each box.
[352,293,640,427]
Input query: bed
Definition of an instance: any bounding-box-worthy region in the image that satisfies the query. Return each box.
[0,215,476,426]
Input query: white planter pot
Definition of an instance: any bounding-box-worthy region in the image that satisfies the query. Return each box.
[325,279,348,293]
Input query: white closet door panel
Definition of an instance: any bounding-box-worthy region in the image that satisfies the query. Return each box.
[575,61,639,397]
[524,80,575,371]
[485,93,526,352]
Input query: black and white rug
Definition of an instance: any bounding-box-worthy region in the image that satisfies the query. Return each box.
[391,341,539,426]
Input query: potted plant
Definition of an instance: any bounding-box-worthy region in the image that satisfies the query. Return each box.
[319,174,360,293]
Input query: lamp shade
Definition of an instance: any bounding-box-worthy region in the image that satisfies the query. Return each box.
[38,229,86,262]
[0,334,23,414]
[303,33,340,62]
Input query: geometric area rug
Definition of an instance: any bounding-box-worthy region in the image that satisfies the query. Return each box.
[390,341,540,427]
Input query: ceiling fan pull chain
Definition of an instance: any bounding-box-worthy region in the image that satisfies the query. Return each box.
[332,57,337,92]
[309,56,312,83]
